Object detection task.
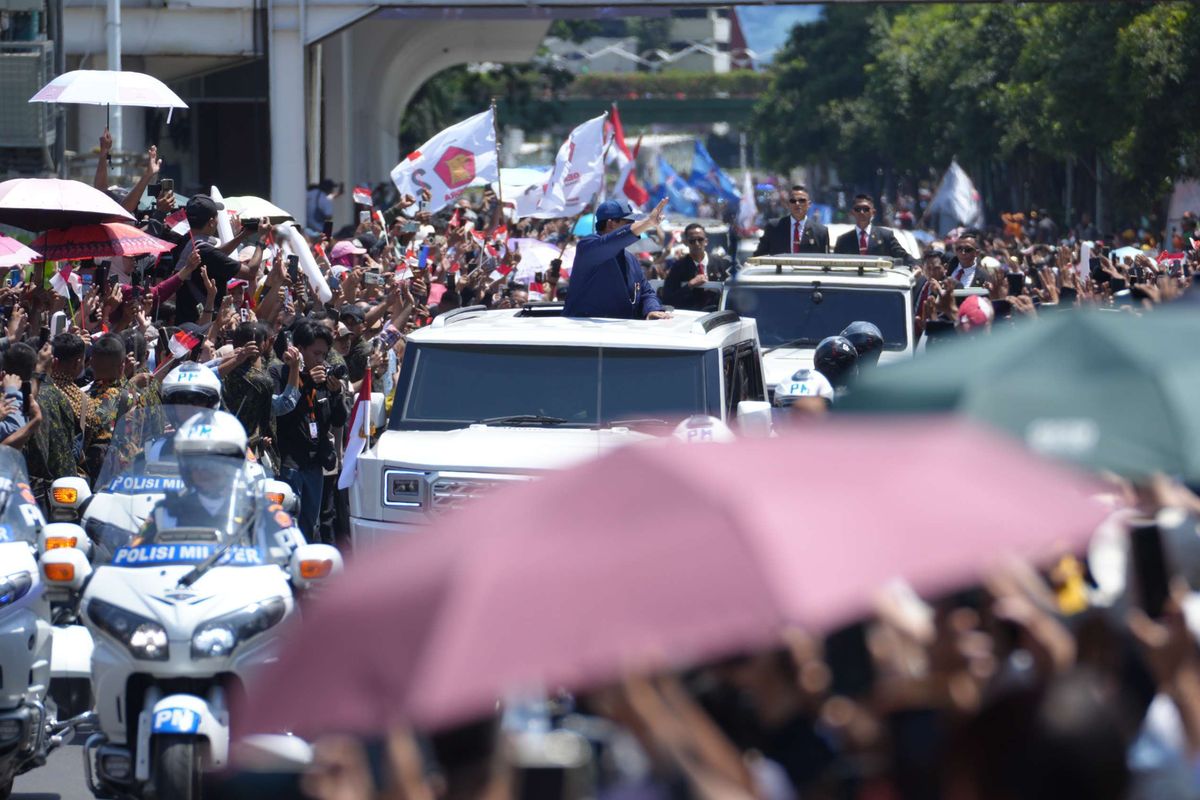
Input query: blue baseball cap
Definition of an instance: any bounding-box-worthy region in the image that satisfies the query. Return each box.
[594,199,640,224]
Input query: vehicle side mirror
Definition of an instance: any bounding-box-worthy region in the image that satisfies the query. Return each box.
[370,392,386,430]
[263,480,298,514]
[288,544,343,589]
[39,522,92,558]
[736,400,774,438]
[48,478,91,522]
[40,548,92,592]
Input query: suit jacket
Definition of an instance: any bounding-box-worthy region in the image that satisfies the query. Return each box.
[944,258,991,288]
[833,226,913,265]
[563,226,664,319]
[754,216,829,256]
[662,254,728,310]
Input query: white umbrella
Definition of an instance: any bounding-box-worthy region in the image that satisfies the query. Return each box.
[0,235,39,269]
[222,195,294,223]
[0,178,134,231]
[29,69,188,124]
[1110,245,1144,265]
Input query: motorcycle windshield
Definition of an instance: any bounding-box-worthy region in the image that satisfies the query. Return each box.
[0,446,40,545]
[94,454,278,569]
[95,403,278,495]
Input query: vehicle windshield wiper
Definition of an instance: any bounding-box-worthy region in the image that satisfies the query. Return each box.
[476,415,569,427]
[176,523,249,589]
[608,418,671,427]
[763,337,820,355]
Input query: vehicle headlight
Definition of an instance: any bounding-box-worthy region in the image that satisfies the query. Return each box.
[191,597,286,659]
[384,469,426,508]
[86,598,169,661]
[0,572,31,608]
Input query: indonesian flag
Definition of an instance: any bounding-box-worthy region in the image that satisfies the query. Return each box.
[607,104,649,208]
[353,185,373,206]
[166,208,190,236]
[390,108,498,214]
[48,263,82,299]
[338,370,372,491]
[168,328,203,360]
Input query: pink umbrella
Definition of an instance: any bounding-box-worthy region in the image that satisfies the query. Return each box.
[0,178,134,231]
[0,235,39,269]
[240,418,1107,737]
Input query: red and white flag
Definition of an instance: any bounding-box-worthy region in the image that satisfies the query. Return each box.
[338,370,372,491]
[607,104,649,208]
[168,328,203,360]
[48,264,81,299]
[352,185,373,207]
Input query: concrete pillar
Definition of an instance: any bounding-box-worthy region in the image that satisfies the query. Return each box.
[269,0,307,218]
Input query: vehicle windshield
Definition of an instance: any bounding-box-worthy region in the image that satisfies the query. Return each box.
[726,286,908,350]
[391,344,719,430]
[0,446,40,545]
[92,455,276,569]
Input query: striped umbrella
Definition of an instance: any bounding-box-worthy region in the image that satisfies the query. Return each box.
[30,222,174,262]
[0,235,39,268]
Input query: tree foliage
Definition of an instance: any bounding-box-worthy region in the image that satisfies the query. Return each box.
[754,2,1200,225]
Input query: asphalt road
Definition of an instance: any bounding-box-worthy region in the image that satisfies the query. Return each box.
[13,741,91,800]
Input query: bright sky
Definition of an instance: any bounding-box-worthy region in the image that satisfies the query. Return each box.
[735,6,823,61]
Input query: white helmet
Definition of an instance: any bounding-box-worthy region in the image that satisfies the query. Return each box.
[175,410,248,459]
[672,415,736,444]
[774,369,835,408]
[162,363,222,408]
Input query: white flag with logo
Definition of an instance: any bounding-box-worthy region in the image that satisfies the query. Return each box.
[928,160,984,235]
[529,114,608,219]
[391,109,498,214]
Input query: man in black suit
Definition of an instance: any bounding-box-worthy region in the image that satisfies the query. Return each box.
[833,195,914,266]
[753,185,829,256]
[663,223,730,310]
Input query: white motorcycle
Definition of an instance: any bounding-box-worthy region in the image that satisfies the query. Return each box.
[0,446,91,798]
[41,449,341,799]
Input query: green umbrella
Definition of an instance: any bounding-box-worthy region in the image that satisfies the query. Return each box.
[839,309,1200,482]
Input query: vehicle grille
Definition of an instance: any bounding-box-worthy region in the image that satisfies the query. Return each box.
[431,477,503,512]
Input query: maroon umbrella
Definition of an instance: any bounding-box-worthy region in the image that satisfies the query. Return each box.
[240,418,1107,737]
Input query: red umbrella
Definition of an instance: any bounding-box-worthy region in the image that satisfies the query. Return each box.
[240,418,1107,737]
[30,222,174,262]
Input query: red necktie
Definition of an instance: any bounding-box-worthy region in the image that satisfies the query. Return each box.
[792,221,801,253]
[858,230,868,255]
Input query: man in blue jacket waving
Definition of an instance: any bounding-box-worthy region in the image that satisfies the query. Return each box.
[564,198,673,320]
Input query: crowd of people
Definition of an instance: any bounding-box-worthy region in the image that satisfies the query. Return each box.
[5,136,1200,799]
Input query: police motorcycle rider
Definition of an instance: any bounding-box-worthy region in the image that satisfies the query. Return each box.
[812,335,860,397]
[839,321,884,370]
[773,368,835,417]
[137,411,249,544]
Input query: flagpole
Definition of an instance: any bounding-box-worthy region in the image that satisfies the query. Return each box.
[489,98,506,219]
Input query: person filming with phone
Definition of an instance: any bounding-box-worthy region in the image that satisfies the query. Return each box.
[564,198,672,320]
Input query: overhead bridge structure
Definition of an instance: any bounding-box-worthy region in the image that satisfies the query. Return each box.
[57,0,772,214]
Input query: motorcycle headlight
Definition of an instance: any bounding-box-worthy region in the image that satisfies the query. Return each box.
[86,598,169,661]
[191,597,286,659]
[0,572,31,608]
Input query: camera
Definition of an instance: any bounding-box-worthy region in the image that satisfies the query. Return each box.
[241,219,260,232]
[326,362,348,381]
[362,271,383,286]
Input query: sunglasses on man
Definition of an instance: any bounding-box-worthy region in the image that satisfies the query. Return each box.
[789,198,810,205]
[686,238,707,244]
[852,205,872,213]
[955,245,977,254]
